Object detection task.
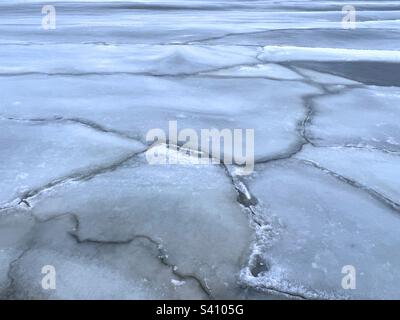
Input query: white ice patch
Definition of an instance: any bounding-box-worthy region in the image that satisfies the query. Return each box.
[171,279,186,287]
[202,64,303,80]
[259,46,400,62]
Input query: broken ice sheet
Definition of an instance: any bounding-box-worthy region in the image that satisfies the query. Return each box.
[204,29,400,50]
[202,63,304,80]
[0,75,320,161]
[0,210,35,293]
[307,86,400,151]
[24,145,253,299]
[241,160,400,299]
[296,145,400,208]
[1,0,400,301]
[0,118,145,207]
[293,67,359,85]
[0,44,259,75]
[7,0,400,46]
[1,213,208,299]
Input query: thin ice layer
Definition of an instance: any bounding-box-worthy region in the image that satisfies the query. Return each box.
[241,159,400,299]
[28,146,253,298]
[0,119,145,207]
[0,75,320,161]
[307,86,400,150]
[296,145,400,207]
[1,213,208,299]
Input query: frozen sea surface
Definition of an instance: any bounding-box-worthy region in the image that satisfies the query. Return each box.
[1,0,400,299]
